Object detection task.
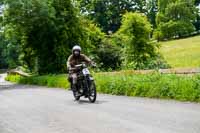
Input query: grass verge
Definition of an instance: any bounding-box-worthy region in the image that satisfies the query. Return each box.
[6,73,200,102]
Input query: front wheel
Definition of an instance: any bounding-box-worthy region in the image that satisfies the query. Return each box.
[73,91,80,101]
[72,85,80,101]
[88,81,97,103]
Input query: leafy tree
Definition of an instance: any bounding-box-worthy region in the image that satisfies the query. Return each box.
[158,0,175,12]
[0,34,7,69]
[80,17,105,54]
[155,0,197,40]
[194,0,200,31]
[77,0,147,33]
[194,14,200,31]
[2,0,85,74]
[0,34,21,69]
[4,26,22,69]
[146,0,158,28]
[117,12,159,69]
[0,11,21,69]
[80,17,121,70]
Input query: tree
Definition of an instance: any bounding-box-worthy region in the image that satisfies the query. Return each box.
[194,0,200,31]
[117,12,159,69]
[146,0,158,28]
[158,0,175,12]
[78,0,147,33]
[0,34,7,69]
[155,0,197,40]
[0,5,21,69]
[2,0,85,74]
[2,0,107,73]
[80,17,105,54]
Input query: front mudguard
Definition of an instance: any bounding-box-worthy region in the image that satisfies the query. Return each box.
[89,76,94,81]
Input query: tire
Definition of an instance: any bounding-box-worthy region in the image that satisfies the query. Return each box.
[73,90,80,101]
[88,81,97,103]
[72,85,80,101]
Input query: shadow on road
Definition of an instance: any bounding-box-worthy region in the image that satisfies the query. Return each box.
[0,84,18,91]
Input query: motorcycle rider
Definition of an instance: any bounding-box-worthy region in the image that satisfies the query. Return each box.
[67,45,93,90]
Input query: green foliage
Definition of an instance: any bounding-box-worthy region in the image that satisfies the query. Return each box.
[158,0,176,12]
[0,34,7,68]
[95,39,122,70]
[80,17,105,54]
[135,54,171,69]
[0,31,21,69]
[1,0,199,72]
[6,73,200,102]
[2,0,92,74]
[78,0,147,33]
[146,0,158,28]
[79,18,122,71]
[117,12,160,69]
[155,21,196,40]
[194,13,200,31]
[165,1,196,21]
[155,0,197,40]
[6,74,69,88]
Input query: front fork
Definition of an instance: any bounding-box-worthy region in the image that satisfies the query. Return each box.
[83,75,91,94]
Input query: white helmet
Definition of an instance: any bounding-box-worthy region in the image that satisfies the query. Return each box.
[72,45,81,52]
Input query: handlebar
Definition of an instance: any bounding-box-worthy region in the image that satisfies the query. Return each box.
[68,62,96,71]
[75,63,86,68]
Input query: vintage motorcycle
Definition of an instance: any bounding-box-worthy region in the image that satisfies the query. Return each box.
[69,63,97,103]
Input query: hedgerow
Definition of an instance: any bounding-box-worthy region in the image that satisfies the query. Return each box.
[6,73,200,102]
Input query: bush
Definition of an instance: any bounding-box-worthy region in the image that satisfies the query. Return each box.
[116,12,159,69]
[95,39,122,71]
[6,73,200,102]
[155,21,196,40]
[137,54,171,70]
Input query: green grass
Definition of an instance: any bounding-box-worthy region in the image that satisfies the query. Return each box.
[160,35,200,68]
[6,74,69,88]
[6,73,200,102]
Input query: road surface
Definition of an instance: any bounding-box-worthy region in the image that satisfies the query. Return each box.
[0,74,200,133]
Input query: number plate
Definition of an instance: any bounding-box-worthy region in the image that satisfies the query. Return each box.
[82,68,90,75]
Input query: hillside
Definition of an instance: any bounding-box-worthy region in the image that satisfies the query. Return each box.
[160,36,200,68]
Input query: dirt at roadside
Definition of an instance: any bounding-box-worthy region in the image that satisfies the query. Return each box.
[100,68,200,75]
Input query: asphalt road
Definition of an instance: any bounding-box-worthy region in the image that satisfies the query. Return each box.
[0,74,200,133]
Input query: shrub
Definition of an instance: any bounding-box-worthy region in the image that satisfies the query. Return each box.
[116,12,159,69]
[156,21,196,40]
[95,40,122,71]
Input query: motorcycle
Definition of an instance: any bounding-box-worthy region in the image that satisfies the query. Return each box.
[69,63,97,103]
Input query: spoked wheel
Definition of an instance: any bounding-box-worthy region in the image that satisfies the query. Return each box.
[88,81,97,103]
[73,91,80,101]
[72,85,80,101]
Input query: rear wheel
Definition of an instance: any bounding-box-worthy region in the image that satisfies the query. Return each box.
[88,81,97,103]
